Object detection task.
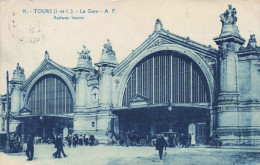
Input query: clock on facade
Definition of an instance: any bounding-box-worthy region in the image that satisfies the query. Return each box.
[90,88,99,102]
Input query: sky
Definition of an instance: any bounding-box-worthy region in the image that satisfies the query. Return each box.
[0,0,260,94]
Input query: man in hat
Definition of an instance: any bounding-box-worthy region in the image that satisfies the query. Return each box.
[56,134,67,158]
[155,134,167,160]
[26,134,34,161]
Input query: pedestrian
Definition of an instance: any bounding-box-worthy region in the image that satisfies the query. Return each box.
[172,134,176,148]
[58,134,67,158]
[73,134,77,148]
[79,135,83,146]
[53,135,59,158]
[26,134,34,161]
[66,134,72,148]
[168,135,173,147]
[55,134,68,158]
[155,134,167,160]
[89,135,95,146]
[180,133,185,148]
[84,134,89,146]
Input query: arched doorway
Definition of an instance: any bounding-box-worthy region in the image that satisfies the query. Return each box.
[113,50,211,143]
[18,74,74,142]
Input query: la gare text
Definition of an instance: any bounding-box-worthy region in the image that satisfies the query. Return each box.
[22,9,116,14]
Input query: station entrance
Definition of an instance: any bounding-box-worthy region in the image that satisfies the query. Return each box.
[113,106,210,144]
[15,115,73,143]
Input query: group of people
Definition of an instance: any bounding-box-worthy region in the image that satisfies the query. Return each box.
[167,133,195,148]
[155,133,196,160]
[65,134,96,148]
[22,132,196,161]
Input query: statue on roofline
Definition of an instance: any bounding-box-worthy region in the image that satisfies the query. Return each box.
[220,4,237,26]
[247,34,257,49]
[14,63,24,75]
[78,45,92,60]
[102,39,115,56]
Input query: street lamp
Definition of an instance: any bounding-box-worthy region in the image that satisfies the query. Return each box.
[4,71,11,153]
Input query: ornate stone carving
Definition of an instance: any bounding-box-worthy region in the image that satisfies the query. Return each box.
[11,63,25,83]
[98,67,113,78]
[219,4,240,37]
[78,45,92,60]
[10,83,20,93]
[148,38,172,49]
[220,4,237,25]
[41,63,54,72]
[14,63,24,75]
[247,34,258,49]
[218,42,236,58]
[102,39,115,56]
[199,55,216,77]
[154,18,164,32]
[114,78,120,88]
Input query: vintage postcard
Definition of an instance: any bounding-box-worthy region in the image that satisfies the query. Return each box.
[0,0,260,164]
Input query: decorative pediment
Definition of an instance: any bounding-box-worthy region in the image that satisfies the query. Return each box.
[148,38,172,49]
[19,107,31,114]
[128,94,150,106]
[113,19,218,76]
[21,57,75,91]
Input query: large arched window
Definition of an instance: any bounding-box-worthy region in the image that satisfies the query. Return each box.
[27,74,74,114]
[122,50,210,106]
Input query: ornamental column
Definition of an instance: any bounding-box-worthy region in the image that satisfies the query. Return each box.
[10,63,26,132]
[73,45,95,134]
[95,39,118,110]
[95,39,118,136]
[213,4,245,144]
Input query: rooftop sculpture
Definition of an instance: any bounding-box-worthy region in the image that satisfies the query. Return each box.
[102,39,115,56]
[78,45,92,60]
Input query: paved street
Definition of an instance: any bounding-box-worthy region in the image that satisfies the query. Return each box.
[0,144,260,165]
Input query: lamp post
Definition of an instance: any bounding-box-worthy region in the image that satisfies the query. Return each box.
[5,71,11,153]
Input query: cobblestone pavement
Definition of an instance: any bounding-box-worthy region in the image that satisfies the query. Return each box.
[1,144,260,165]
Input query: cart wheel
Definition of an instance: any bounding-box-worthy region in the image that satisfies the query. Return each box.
[140,139,146,146]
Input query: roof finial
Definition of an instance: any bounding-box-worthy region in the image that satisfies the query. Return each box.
[154,18,164,32]
[45,50,49,59]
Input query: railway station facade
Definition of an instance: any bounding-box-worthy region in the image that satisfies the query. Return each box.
[1,5,260,145]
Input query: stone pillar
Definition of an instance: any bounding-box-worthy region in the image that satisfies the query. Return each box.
[213,5,246,145]
[94,39,118,137]
[98,67,114,109]
[75,71,88,111]
[10,63,26,132]
[10,63,25,114]
[95,39,117,110]
[10,85,22,113]
[73,45,96,134]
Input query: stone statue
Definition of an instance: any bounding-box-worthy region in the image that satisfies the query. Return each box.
[78,45,91,60]
[14,63,24,75]
[219,4,240,37]
[247,34,257,49]
[220,4,237,26]
[102,39,115,56]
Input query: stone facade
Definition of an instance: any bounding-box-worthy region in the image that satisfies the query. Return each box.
[0,5,259,145]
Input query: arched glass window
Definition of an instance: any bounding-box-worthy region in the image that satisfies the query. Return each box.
[122,51,210,106]
[27,75,74,114]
